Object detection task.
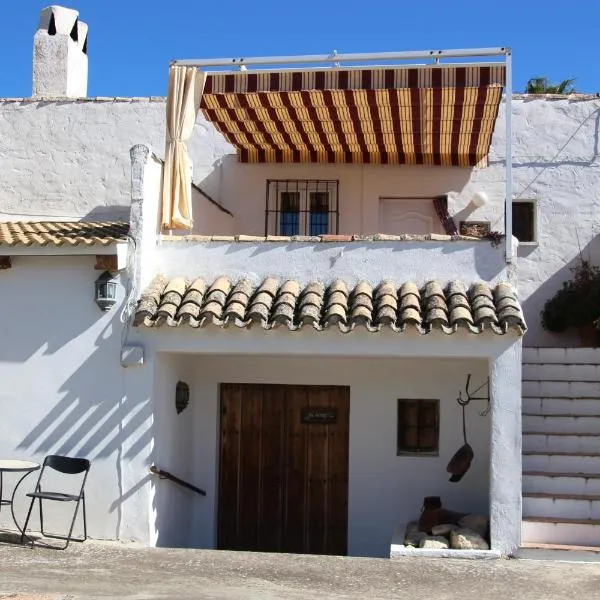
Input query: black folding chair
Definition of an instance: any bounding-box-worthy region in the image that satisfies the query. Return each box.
[20,455,90,549]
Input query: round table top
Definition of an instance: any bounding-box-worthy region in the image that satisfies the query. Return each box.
[0,459,40,472]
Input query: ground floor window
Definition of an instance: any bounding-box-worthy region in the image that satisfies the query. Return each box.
[397,399,439,455]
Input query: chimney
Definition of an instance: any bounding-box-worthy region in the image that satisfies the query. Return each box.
[33,6,88,98]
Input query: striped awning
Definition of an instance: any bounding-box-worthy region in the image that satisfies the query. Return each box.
[200,65,505,166]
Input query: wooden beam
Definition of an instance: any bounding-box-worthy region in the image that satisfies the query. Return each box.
[0,256,11,270]
[94,254,119,271]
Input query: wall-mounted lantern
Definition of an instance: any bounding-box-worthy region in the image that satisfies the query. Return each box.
[175,381,190,414]
[94,271,118,311]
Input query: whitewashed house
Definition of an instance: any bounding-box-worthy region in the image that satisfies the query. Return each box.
[0,5,597,555]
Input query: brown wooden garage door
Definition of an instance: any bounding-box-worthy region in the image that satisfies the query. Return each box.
[218,384,349,555]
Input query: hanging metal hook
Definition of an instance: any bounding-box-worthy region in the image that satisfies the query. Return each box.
[456,374,490,416]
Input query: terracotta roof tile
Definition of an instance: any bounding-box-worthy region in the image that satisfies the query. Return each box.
[134,276,526,335]
[0,221,129,247]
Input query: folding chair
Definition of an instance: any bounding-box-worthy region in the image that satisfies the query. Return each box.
[20,455,90,549]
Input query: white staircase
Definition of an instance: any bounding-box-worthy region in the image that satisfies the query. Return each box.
[522,348,600,549]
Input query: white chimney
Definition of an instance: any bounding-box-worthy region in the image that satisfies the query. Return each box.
[33,6,88,98]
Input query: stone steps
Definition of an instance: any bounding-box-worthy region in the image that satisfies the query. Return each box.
[521,348,600,548]
[523,414,600,433]
[523,432,600,453]
[523,471,600,495]
[523,451,600,473]
[523,492,600,520]
[522,517,600,547]
[523,397,600,415]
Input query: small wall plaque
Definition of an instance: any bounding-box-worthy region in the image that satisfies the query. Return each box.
[301,407,337,424]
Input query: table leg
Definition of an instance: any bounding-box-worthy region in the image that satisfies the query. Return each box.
[10,470,37,536]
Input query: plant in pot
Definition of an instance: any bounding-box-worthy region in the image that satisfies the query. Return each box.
[541,259,600,346]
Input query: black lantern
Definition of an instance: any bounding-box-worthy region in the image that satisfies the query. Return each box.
[175,381,190,414]
[94,271,118,311]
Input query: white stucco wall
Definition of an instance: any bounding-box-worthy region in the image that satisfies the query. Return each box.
[0,99,233,222]
[156,239,511,287]
[0,255,152,542]
[149,354,490,558]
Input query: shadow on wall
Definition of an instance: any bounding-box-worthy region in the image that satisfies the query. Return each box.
[0,255,153,523]
[522,233,600,347]
[13,303,153,460]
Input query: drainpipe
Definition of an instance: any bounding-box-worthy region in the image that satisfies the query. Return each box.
[504,49,514,264]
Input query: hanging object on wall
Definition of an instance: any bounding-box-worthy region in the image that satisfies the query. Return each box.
[175,381,190,414]
[446,374,490,482]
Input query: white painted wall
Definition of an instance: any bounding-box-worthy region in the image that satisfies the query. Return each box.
[150,354,489,558]
[0,99,233,222]
[0,255,152,541]
[156,239,511,287]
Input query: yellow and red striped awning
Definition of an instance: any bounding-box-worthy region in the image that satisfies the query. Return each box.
[200,65,505,166]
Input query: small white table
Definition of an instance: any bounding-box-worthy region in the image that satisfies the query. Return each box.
[0,459,41,532]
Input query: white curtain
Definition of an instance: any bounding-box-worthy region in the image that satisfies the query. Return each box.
[161,65,206,230]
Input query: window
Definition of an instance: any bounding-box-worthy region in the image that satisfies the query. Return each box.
[512,200,537,243]
[397,399,439,455]
[266,180,339,236]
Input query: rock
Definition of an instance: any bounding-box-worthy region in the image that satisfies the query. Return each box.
[405,530,427,547]
[450,528,490,550]
[405,521,419,536]
[404,521,428,546]
[431,523,457,537]
[458,514,489,537]
[419,536,450,549]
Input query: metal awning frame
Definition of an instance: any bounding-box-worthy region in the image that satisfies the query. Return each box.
[172,47,513,263]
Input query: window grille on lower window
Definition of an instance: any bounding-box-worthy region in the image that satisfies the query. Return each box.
[265,180,339,236]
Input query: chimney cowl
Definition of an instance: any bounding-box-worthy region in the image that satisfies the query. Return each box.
[32,5,88,98]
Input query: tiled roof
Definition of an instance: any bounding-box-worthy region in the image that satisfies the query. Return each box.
[0,221,129,247]
[134,276,526,335]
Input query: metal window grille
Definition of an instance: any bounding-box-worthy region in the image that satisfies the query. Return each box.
[397,399,440,455]
[265,180,339,236]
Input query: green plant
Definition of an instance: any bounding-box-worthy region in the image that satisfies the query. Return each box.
[525,77,577,94]
[541,259,600,332]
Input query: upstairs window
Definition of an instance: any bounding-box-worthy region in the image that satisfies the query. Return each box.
[266,180,339,236]
[512,200,537,243]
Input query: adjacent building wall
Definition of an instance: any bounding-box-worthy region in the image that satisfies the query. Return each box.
[0,256,128,537]
[152,354,490,557]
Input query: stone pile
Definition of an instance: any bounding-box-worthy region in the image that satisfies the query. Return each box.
[404,514,489,550]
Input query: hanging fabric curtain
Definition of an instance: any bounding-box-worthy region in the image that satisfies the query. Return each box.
[433,196,458,236]
[161,66,206,230]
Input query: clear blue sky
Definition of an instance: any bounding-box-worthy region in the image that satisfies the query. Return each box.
[3,1,600,97]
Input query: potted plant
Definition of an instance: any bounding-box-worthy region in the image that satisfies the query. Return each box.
[541,259,600,346]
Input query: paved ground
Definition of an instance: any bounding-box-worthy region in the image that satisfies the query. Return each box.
[1,536,599,600]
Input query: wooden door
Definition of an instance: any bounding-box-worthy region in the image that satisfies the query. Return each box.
[218,384,349,555]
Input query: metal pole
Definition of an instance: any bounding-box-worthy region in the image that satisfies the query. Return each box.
[504,50,513,263]
[172,47,509,68]
[201,61,506,76]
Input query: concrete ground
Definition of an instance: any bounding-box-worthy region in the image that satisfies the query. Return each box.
[1,536,599,600]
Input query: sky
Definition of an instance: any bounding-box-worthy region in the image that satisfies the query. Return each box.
[2,1,600,97]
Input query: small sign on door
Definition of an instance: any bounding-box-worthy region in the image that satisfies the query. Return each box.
[301,407,337,424]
